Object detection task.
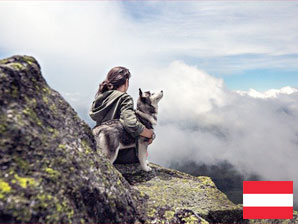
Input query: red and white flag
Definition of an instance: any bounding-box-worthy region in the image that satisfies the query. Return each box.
[243,181,293,219]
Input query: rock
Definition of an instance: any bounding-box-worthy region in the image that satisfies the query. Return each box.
[115,162,244,223]
[115,163,298,224]
[0,55,147,223]
[247,211,298,224]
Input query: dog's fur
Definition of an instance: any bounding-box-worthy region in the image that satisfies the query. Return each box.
[92,88,163,171]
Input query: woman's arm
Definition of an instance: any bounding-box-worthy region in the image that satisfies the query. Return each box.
[120,94,154,138]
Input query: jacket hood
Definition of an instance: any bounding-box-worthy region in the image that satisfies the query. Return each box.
[89,90,125,123]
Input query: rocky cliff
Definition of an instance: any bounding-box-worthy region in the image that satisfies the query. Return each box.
[0,55,297,223]
[0,55,147,223]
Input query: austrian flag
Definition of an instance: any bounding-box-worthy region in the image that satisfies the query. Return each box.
[243,181,293,219]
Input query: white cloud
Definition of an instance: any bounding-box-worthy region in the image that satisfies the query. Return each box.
[131,61,226,118]
[1,1,298,79]
[235,86,298,98]
[123,1,298,59]
[142,61,298,204]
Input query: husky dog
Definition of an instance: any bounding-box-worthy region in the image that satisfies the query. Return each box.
[92,88,163,172]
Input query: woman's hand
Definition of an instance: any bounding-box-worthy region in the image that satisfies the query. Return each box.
[148,138,153,145]
[140,128,155,145]
[140,127,154,139]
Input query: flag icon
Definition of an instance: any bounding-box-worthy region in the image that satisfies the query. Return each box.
[243,181,293,219]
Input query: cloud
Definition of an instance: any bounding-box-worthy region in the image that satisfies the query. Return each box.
[1,1,298,107]
[140,61,298,204]
[1,1,298,78]
[235,86,298,98]
[121,1,298,72]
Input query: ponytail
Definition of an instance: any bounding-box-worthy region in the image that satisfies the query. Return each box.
[96,66,131,97]
[98,80,114,93]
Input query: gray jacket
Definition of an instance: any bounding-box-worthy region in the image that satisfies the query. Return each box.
[89,90,145,138]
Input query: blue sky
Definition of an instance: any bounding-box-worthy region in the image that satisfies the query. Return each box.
[225,68,298,91]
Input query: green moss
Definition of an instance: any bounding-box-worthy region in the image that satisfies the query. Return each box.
[30,77,41,91]
[0,179,12,199]
[67,208,74,219]
[181,214,200,223]
[24,96,37,108]
[148,208,156,217]
[9,62,24,70]
[15,113,24,126]
[47,127,59,138]
[49,103,57,112]
[14,174,37,188]
[117,179,122,186]
[37,193,53,201]
[42,96,49,104]
[36,194,53,209]
[23,107,42,126]
[55,200,74,220]
[44,168,60,178]
[197,176,216,188]
[0,58,9,64]
[58,144,66,150]
[0,72,6,78]
[42,87,51,94]
[56,203,62,212]
[164,210,175,220]
[23,56,36,65]
[35,84,40,91]
[82,140,92,154]
[31,77,37,83]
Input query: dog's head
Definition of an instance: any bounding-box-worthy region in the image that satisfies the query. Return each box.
[137,88,163,114]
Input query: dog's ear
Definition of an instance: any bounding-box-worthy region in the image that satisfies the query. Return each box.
[139,88,143,97]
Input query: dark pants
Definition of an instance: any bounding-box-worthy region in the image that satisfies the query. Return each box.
[114,147,139,164]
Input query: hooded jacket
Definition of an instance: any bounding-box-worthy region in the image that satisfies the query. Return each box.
[89,90,145,138]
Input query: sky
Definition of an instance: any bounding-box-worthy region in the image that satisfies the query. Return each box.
[1,1,298,203]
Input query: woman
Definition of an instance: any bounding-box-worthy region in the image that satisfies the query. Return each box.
[89,66,154,163]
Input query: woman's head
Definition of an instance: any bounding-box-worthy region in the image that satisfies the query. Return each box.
[97,66,131,95]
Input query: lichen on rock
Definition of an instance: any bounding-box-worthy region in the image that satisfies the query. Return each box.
[115,163,243,223]
[0,55,147,223]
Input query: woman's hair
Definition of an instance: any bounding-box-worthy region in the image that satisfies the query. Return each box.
[96,66,131,96]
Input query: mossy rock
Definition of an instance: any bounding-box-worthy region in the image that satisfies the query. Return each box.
[0,55,147,223]
[115,163,244,223]
[247,210,298,224]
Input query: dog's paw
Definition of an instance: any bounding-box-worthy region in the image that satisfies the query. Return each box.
[141,165,152,172]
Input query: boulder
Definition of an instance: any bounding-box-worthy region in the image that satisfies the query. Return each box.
[115,162,243,223]
[0,55,147,223]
